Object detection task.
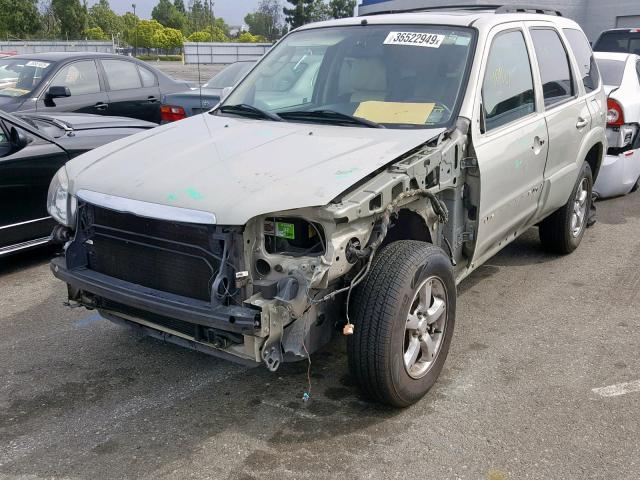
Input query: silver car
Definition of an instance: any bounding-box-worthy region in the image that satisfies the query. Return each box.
[49,6,606,407]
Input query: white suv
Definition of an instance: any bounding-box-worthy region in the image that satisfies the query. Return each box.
[49,6,606,406]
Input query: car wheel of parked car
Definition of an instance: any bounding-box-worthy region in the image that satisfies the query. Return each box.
[347,240,456,407]
[539,161,593,254]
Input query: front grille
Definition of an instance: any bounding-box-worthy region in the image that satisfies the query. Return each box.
[80,203,224,302]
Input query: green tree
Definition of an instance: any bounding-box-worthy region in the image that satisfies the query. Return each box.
[237,31,264,43]
[283,0,313,29]
[244,0,282,41]
[186,30,211,42]
[124,18,163,49]
[84,26,108,40]
[0,0,40,39]
[152,26,183,51]
[152,0,187,31]
[329,0,355,18]
[174,0,186,14]
[52,0,87,39]
[186,25,228,43]
[308,0,330,22]
[88,0,123,37]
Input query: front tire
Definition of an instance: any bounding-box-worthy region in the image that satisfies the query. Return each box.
[347,241,456,407]
[539,161,592,254]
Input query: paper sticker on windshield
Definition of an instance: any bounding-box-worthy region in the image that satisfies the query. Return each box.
[26,61,50,69]
[384,32,445,48]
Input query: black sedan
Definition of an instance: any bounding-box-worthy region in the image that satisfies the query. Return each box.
[0,110,155,256]
[0,52,189,123]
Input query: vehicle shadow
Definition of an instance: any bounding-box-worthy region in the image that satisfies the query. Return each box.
[0,246,60,276]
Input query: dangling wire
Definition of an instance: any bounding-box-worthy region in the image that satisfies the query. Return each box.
[301,334,312,402]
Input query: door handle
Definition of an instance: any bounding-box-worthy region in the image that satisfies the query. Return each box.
[94,102,108,111]
[147,96,158,103]
[576,117,589,129]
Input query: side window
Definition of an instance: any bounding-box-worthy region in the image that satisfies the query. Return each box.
[138,66,157,87]
[482,30,535,132]
[102,60,142,91]
[50,61,100,95]
[563,28,600,93]
[530,28,576,107]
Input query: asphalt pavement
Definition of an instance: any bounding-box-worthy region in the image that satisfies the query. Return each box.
[1,191,639,480]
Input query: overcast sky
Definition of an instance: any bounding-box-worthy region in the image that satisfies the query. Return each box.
[95,0,262,26]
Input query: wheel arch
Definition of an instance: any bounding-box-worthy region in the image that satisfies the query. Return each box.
[379,209,433,250]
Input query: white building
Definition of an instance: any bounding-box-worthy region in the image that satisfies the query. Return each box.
[357,0,640,41]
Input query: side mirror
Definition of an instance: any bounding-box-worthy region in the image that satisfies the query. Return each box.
[10,126,29,151]
[221,86,233,102]
[45,85,71,100]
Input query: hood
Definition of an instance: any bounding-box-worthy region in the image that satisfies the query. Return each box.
[19,112,157,130]
[66,113,444,225]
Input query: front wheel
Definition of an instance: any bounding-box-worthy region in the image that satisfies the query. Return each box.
[347,241,456,407]
[539,161,593,254]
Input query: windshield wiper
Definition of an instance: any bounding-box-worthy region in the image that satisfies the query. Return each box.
[214,103,281,121]
[278,109,384,128]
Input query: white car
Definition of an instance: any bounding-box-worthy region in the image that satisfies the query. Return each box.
[594,52,640,198]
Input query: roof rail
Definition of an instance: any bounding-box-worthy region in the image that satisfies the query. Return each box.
[360,3,562,17]
[495,5,562,16]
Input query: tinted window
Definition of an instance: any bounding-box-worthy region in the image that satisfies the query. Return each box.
[530,28,575,107]
[564,28,600,93]
[138,66,156,87]
[596,58,626,86]
[594,31,640,55]
[50,60,100,95]
[482,30,535,132]
[102,60,142,90]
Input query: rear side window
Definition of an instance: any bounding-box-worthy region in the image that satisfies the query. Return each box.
[482,30,535,132]
[564,28,600,93]
[50,60,100,95]
[593,31,640,55]
[102,60,142,90]
[596,58,626,86]
[138,66,156,87]
[530,28,575,108]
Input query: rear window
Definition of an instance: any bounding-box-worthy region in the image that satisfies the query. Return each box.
[596,58,626,86]
[593,30,640,55]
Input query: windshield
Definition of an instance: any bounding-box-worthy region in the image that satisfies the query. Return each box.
[0,59,54,98]
[203,62,254,89]
[596,58,626,86]
[222,25,475,128]
[593,31,640,55]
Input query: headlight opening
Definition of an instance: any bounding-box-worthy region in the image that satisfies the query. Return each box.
[264,217,326,257]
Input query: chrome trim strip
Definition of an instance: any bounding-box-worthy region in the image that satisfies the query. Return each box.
[76,190,217,225]
[0,217,52,230]
[0,237,51,256]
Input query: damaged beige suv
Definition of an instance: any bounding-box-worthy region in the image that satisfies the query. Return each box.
[49,6,606,406]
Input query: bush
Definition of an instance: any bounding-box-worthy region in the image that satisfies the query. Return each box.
[135,54,182,61]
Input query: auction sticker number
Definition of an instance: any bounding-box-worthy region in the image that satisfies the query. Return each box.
[384,32,445,48]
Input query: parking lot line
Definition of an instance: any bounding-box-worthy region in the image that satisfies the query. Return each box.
[592,380,640,397]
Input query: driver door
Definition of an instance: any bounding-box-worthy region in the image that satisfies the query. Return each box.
[0,120,68,251]
[471,24,548,265]
[35,59,109,115]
